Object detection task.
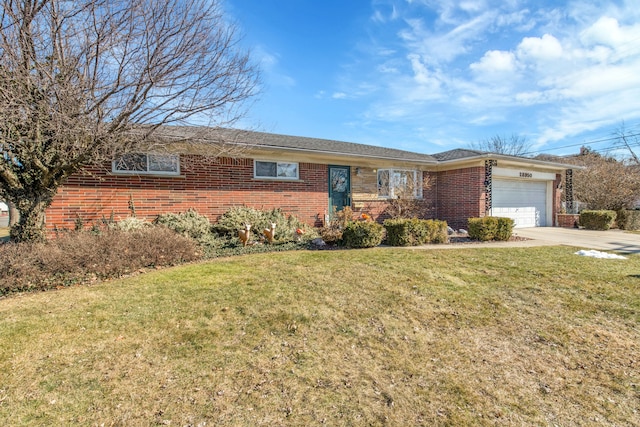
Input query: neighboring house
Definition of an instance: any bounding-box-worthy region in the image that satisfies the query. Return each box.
[45,127,574,231]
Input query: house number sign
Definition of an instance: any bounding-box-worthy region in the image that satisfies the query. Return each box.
[519,172,533,178]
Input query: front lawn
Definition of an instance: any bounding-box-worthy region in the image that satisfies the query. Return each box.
[0,247,638,426]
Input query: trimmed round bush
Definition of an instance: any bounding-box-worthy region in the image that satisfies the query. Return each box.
[579,210,616,230]
[468,217,514,241]
[341,221,385,248]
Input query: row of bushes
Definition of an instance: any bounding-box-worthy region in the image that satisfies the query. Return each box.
[0,227,201,295]
[1,207,318,296]
[577,209,640,231]
[318,208,451,248]
[384,218,449,246]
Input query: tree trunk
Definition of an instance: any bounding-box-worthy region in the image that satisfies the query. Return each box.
[10,200,49,242]
[8,200,19,227]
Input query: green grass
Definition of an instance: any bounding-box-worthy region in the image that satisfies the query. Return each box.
[1,247,639,426]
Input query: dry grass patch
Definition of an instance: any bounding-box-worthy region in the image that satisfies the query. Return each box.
[0,247,638,426]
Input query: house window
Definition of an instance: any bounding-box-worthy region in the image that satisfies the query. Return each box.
[113,153,180,175]
[377,169,422,198]
[254,160,299,180]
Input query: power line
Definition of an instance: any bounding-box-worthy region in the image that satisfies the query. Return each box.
[523,131,640,156]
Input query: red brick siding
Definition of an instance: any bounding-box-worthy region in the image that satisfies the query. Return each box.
[557,214,579,228]
[46,155,328,230]
[434,167,486,229]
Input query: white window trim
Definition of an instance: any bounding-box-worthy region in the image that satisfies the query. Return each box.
[377,168,423,199]
[253,159,300,180]
[112,153,181,176]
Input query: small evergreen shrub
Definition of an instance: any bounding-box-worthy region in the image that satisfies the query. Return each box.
[155,209,212,240]
[579,210,617,230]
[214,206,265,237]
[615,209,640,231]
[424,219,450,243]
[214,206,316,244]
[468,217,514,241]
[341,221,385,248]
[494,217,515,241]
[112,216,150,232]
[383,218,448,246]
[383,219,413,246]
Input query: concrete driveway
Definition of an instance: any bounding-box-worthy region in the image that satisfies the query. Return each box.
[514,227,640,254]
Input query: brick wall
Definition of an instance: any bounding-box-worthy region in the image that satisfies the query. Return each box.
[557,214,579,228]
[46,155,329,230]
[434,167,486,229]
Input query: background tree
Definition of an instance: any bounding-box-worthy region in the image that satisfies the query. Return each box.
[567,148,640,211]
[469,134,532,156]
[614,122,640,165]
[0,0,260,241]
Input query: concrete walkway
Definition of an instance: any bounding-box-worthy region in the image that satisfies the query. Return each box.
[513,227,640,254]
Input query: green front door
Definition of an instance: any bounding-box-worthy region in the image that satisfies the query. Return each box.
[329,165,351,214]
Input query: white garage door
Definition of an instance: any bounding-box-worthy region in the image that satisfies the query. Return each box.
[492,179,548,228]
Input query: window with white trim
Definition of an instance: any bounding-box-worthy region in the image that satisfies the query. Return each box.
[113,153,180,175]
[254,160,299,180]
[377,169,422,198]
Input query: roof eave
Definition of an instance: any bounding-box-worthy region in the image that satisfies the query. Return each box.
[436,153,582,170]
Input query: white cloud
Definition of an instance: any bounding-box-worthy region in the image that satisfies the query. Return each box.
[335,0,640,150]
[470,50,517,73]
[332,92,348,99]
[516,34,563,62]
[581,16,625,47]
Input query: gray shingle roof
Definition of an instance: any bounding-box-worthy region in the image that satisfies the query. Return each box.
[156,126,438,163]
[432,148,488,161]
[153,126,572,169]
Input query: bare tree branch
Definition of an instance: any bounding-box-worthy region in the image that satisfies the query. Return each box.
[469,134,532,157]
[0,0,261,241]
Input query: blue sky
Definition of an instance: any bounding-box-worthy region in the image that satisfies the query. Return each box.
[224,0,640,156]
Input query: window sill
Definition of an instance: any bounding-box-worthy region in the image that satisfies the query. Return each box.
[252,177,304,182]
[109,172,186,178]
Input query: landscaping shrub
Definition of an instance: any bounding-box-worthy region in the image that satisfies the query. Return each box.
[383,219,413,246]
[112,216,150,232]
[214,206,265,238]
[615,209,640,230]
[579,210,617,230]
[494,217,515,241]
[341,221,385,248]
[424,219,449,243]
[0,228,200,295]
[155,209,212,240]
[383,218,448,246]
[468,217,514,241]
[214,206,316,244]
[319,207,354,244]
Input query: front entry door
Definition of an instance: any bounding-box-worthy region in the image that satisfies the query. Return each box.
[329,165,351,215]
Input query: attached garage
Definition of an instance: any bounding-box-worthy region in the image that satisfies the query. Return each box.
[491,168,555,228]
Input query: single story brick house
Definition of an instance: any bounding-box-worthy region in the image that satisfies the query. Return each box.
[45,127,575,231]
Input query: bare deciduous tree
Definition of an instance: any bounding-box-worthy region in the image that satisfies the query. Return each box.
[614,122,640,165]
[567,148,640,211]
[0,0,260,241]
[382,174,432,219]
[469,134,532,157]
